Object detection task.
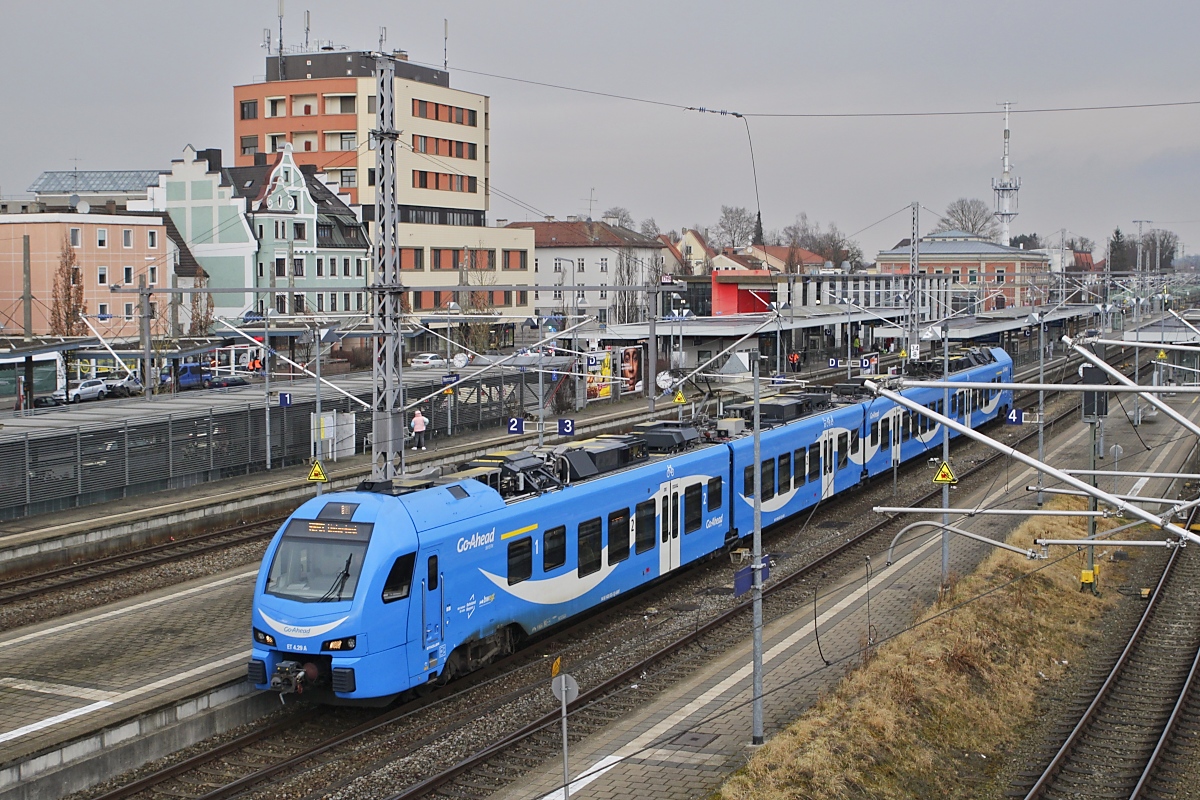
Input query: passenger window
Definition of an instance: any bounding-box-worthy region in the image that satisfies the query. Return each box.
[838,433,849,469]
[427,555,438,590]
[870,422,879,447]
[635,500,656,554]
[744,465,755,498]
[381,553,416,603]
[808,443,820,482]
[795,449,806,483]
[507,538,533,585]
[661,496,670,543]
[578,518,602,577]
[543,525,566,571]
[707,477,723,511]
[779,452,791,492]
[608,509,630,564]
[850,429,860,455]
[684,484,703,533]
[880,419,890,450]
[761,459,775,501]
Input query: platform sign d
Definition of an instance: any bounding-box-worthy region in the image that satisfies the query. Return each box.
[932,461,958,485]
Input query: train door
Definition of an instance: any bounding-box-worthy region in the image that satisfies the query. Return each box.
[888,409,902,467]
[658,480,683,573]
[821,432,836,500]
[420,551,445,670]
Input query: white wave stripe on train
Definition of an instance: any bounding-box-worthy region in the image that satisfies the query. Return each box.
[258,611,350,638]
[481,554,619,605]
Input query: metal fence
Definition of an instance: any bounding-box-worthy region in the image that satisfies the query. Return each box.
[0,369,563,521]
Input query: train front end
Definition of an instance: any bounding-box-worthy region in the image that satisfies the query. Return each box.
[247,492,418,701]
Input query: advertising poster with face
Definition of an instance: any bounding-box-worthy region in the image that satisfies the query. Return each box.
[620,346,643,394]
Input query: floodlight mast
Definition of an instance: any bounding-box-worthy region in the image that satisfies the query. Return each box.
[371,53,405,481]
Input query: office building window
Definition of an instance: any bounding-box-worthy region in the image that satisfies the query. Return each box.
[122,229,132,248]
[97,229,108,248]
[293,294,305,313]
[293,258,305,277]
[240,136,258,156]
[276,258,286,277]
[293,222,306,241]
[70,227,81,247]
[98,303,109,319]
[123,266,133,284]
[356,258,364,276]
[124,303,134,320]
[240,100,258,120]
[356,293,364,311]
[343,257,351,277]
[148,266,157,285]
[147,230,157,248]
[343,292,351,312]
[316,294,324,312]
[329,293,338,312]
[97,266,107,285]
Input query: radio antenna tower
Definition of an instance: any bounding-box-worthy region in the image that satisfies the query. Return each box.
[277,0,286,80]
[992,101,1020,246]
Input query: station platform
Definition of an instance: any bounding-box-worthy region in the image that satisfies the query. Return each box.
[488,386,1200,800]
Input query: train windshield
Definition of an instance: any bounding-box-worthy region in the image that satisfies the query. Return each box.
[265,519,374,603]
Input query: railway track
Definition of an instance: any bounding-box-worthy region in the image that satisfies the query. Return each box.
[81,357,1115,800]
[0,519,281,605]
[1015,510,1200,800]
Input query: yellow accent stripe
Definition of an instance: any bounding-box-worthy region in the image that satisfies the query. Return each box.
[502,523,538,540]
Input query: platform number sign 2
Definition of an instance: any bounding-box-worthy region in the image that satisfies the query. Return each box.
[558,419,575,437]
[1006,408,1024,425]
[507,417,525,435]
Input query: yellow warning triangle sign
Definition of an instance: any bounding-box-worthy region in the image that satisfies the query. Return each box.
[307,460,329,483]
[1158,349,1168,360]
[899,349,908,359]
[932,461,957,485]
[673,389,686,404]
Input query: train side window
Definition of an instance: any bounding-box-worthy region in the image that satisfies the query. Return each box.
[661,496,670,543]
[850,429,860,455]
[684,485,703,532]
[880,419,890,450]
[578,518,602,577]
[838,433,849,469]
[870,422,879,447]
[427,555,439,591]
[950,393,957,416]
[901,414,910,442]
[543,525,566,571]
[381,553,416,603]
[507,538,533,585]
[635,500,656,553]
[795,449,806,483]
[761,458,775,501]
[744,464,755,498]
[608,509,631,563]
[779,452,791,492]
[808,443,820,482]
[707,477,723,511]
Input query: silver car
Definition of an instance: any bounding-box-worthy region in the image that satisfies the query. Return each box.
[53,379,107,403]
[409,353,448,369]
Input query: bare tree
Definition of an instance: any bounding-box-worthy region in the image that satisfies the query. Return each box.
[1145,229,1179,271]
[602,206,635,229]
[462,253,501,354]
[713,206,756,249]
[612,246,642,323]
[781,213,865,269]
[50,231,87,335]
[639,217,661,238]
[1066,236,1096,253]
[932,198,1000,240]
[188,270,214,335]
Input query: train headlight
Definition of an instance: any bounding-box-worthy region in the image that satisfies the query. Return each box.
[253,628,276,646]
[321,636,357,652]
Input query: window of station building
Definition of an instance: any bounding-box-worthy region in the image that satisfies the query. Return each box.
[381,553,415,602]
[760,459,775,501]
[507,538,533,585]
[707,477,723,511]
[400,248,424,271]
[240,100,258,120]
[608,509,630,564]
[779,452,792,492]
[634,500,656,554]
[683,485,703,533]
[578,518,602,577]
[808,443,821,482]
[240,136,258,156]
[502,250,527,271]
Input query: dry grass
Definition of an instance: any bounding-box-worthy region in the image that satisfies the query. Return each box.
[715,498,1134,800]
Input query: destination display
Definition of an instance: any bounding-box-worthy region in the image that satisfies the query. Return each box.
[283,519,374,540]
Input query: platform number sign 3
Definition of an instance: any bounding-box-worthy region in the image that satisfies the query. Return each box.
[1006,408,1024,425]
[507,417,525,435]
[558,419,575,436]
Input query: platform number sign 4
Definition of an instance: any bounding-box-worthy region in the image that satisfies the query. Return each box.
[507,417,525,435]
[1006,408,1024,425]
[558,419,575,437]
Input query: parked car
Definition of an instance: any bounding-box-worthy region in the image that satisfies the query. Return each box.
[104,374,142,398]
[161,364,213,390]
[11,395,65,411]
[211,376,250,388]
[52,379,107,404]
[409,353,448,369]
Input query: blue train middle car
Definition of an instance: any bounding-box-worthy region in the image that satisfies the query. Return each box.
[248,347,1011,701]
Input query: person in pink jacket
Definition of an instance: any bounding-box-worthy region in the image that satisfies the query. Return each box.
[410,410,428,450]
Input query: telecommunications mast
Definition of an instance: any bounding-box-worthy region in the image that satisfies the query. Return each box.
[992,101,1020,246]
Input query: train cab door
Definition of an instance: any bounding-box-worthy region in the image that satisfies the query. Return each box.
[659,480,683,573]
[420,551,445,669]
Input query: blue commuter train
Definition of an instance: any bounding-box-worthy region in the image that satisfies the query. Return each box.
[248,347,1012,701]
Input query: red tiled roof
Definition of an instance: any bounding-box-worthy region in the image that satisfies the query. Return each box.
[658,234,684,264]
[505,220,662,248]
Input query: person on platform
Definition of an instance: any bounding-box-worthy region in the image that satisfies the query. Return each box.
[410,410,428,450]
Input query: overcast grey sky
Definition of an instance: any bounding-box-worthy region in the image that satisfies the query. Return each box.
[2,1,1197,259]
